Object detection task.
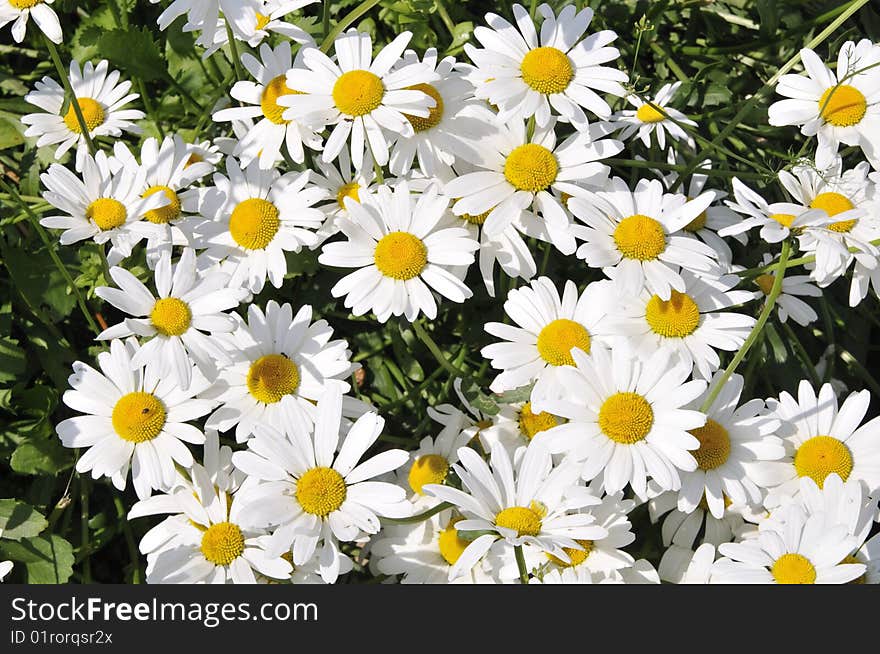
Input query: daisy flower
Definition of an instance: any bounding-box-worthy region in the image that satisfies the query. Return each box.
[151,0,253,47]
[570,177,721,300]
[194,158,326,293]
[424,440,608,582]
[318,181,479,322]
[231,388,411,584]
[465,3,627,130]
[531,343,707,496]
[398,409,472,502]
[608,269,756,380]
[477,401,564,458]
[1,0,61,44]
[481,277,616,392]
[205,301,357,442]
[713,504,864,584]
[445,112,622,242]
[756,381,880,507]
[309,147,375,243]
[203,0,316,56]
[675,373,784,518]
[110,136,215,269]
[22,59,143,170]
[651,490,753,555]
[768,39,880,169]
[212,41,323,168]
[662,542,717,584]
[129,462,292,584]
[612,82,696,149]
[388,49,482,178]
[748,253,821,326]
[95,249,248,390]
[719,177,830,243]
[39,152,167,265]
[55,337,213,500]
[280,29,437,169]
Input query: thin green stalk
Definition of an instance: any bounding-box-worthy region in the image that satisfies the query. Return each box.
[137,79,165,139]
[323,0,332,38]
[700,239,792,412]
[605,157,766,180]
[412,319,472,380]
[80,476,91,583]
[45,38,97,156]
[435,0,456,40]
[320,0,384,53]
[781,320,821,388]
[0,176,100,335]
[529,0,539,20]
[0,192,50,204]
[382,502,453,525]
[736,238,880,278]
[515,544,529,584]
[225,21,244,80]
[114,493,142,584]
[539,240,552,276]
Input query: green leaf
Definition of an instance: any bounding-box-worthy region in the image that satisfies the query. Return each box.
[0,337,26,384]
[493,383,535,405]
[0,115,24,150]
[0,534,74,584]
[4,245,77,320]
[97,26,166,82]
[0,499,48,541]
[11,439,72,476]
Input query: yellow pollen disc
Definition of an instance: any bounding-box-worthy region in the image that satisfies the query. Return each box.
[408,454,449,495]
[247,354,300,404]
[688,419,731,470]
[332,69,384,117]
[495,504,544,537]
[336,182,360,209]
[462,209,491,225]
[520,46,573,95]
[200,522,245,566]
[598,392,654,444]
[769,213,795,228]
[111,391,166,443]
[373,231,428,280]
[613,214,666,260]
[229,197,280,250]
[755,273,776,296]
[261,74,300,125]
[810,191,853,218]
[63,97,105,133]
[828,219,857,233]
[636,102,666,123]
[255,12,271,30]
[185,153,204,167]
[818,84,867,127]
[794,435,853,487]
[296,467,347,517]
[150,297,192,336]
[645,290,701,338]
[403,83,444,132]
[684,210,707,232]
[437,517,469,565]
[547,539,594,567]
[503,143,558,193]
[10,0,42,7]
[771,553,816,584]
[841,555,865,584]
[142,185,182,224]
[86,197,127,231]
[536,319,591,367]
[518,402,560,440]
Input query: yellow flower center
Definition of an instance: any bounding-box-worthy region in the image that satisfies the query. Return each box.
[111,391,166,443]
[636,102,666,123]
[296,467,347,517]
[229,197,280,250]
[810,191,857,232]
[437,518,469,566]
[598,392,654,444]
[645,290,701,338]
[62,97,105,133]
[10,0,42,7]
[755,273,776,296]
[769,213,795,228]
[255,12,271,30]
[373,231,428,280]
[503,143,558,193]
[771,553,816,584]
[827,219,857,233]
[793,435,853,487]
[818,84,867,127]
[547,539,594,567]
[247,354,300,404]
[536,318,591,366]
[495,503,545,537]
[332,70,384,117]
[86,197,127,231]
[150,297,192,336]
[261,74,300,125]
[688,419,731,470]
[462,209,491,225]
[842,555,865,584]
[519,46,573,95]
[613,214,667,260]
[185,152,204,167]
[684,210,707,232]
[200,522,245,566]
[336,182,361,209]
[408,454,449,495]
[518,402,560,440]
[142,185,182,224]
[403,83,444,132]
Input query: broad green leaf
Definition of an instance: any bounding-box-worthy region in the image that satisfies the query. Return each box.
[97,27,166,83]
[0,534,74,584]
[0,499,48,541]
[11,439,72,476]
[0,337,26,384]
[0,115,24,150]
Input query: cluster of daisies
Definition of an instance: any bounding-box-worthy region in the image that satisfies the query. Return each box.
[5,0,880,584]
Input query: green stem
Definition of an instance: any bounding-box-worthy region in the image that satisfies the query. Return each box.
[700,239,792,412]
[137,79,165,139]
[381,501,452,525]
[515,544,529,584]
[529,0,539,20]
[736,238,880,278]
[323,0,332,38]
[320,0,384,53]
[412,319,471,380]
[45,38,97,156]
[80,476,91,583]
[606,157,767,180]
[0,176,100,335]
[435,0,456,40]
[225,21,244,80]
[114,493,142,584]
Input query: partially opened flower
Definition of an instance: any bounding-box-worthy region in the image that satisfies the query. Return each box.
[612,82,696,149]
